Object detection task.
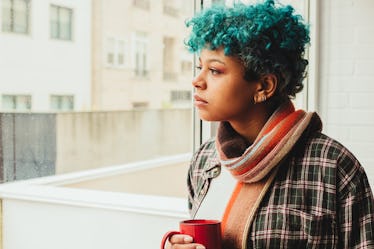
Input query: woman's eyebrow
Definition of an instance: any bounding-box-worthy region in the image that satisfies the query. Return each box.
[199,57,226,65]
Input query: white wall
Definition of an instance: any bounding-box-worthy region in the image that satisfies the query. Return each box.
[2,193,187,249]
[318,0,374,186]
[0,0,91,111]
[0,156,190,249]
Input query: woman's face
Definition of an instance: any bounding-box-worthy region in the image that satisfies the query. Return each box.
[192,48,258,123]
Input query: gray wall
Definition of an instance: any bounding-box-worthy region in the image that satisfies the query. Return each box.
[0,113,56,182]
[55,109,192,173]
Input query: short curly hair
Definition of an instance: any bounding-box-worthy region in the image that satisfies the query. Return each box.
[185,0,310,103]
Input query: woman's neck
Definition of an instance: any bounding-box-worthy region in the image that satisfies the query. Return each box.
[229,105,274,144]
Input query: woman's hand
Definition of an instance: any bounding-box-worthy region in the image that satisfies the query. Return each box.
[165,234,206,249]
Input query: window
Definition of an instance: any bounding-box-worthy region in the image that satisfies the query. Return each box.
[1,0,30,34]
[163,0,179,17]
[181,60,192,74]
[170,90,191,102]
[163,37,177,81]
[0,0,193,184]
[1,94,31,111]
[105,37,128,67]
[132,101,149,109]
[50,5,73,40]
[134,32,148,77]
[50,95,74,111]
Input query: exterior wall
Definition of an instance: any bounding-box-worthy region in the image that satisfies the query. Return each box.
[0,0,91,111]
[55,108,192,173]
[91,0,193,110]
[318,0,374,186]
[0,109,192,181]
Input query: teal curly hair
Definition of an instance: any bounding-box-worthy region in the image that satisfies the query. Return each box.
[185,0,310,102]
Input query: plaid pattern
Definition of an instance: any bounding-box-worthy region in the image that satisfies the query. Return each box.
[187,132,374,249]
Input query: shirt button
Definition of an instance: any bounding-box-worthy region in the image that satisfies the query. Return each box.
[212,167,220,177]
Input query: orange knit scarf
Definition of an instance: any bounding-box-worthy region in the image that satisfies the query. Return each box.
[216,100,322,248]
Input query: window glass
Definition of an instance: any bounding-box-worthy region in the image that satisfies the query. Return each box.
[50,95,74,111]
[1,94,31,111]
[0,0,194,182]
[1,0,30,34]
[50,5,73,40]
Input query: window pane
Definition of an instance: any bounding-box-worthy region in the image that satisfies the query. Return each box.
[1,1,194,183]
[50,5,58,38]
[13,0,29,33]
[1,0,12,31]
[50,5,73,40]
[2,0,30,34]
[59,8,72,40]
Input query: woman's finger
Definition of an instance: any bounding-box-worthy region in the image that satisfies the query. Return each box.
[169,234,193,244]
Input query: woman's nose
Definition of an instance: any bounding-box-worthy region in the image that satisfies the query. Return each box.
[192,73,207,89]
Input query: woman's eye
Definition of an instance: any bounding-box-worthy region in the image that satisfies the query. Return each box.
[210,68,221,75]
[196,66,202,71]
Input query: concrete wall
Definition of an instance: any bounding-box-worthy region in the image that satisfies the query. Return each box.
[55,108,192,174]
[0,113,56,182]
[317,0,374,186]
[0,109,192,181]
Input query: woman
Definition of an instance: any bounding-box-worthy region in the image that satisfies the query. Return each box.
[165,1,374,248]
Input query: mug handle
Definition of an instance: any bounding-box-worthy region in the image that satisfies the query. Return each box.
[160,231,181,249]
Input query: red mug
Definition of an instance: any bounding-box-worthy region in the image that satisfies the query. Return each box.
[161,219,222,249]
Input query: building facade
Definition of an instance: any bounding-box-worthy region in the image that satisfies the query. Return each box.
[91,0,193,110]
[0,0,91,112]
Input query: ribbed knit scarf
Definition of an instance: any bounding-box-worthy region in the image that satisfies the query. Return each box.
[216,100,322,249]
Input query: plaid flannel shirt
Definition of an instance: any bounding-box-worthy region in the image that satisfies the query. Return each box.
[187,132,374,249]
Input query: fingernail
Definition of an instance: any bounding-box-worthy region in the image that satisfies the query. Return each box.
[184,236,193,243]
[196,246,205,249]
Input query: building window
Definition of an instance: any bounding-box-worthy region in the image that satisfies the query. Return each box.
[163,37,177,81]
[134,33,148,77]
[50,5,73,41]
[1,0,30,34]
[132,101,149,109]
[1,94,32,111]
[170,90,191,102]
[133,0,150,10]
[105,37,128,68]
[50,95,74,111]
[163,0,179,17]
[181,60,192,74]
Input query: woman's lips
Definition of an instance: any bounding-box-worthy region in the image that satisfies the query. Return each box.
[194,94,208,107]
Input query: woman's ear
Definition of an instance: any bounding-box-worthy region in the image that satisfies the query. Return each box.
[253,74,277,103]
